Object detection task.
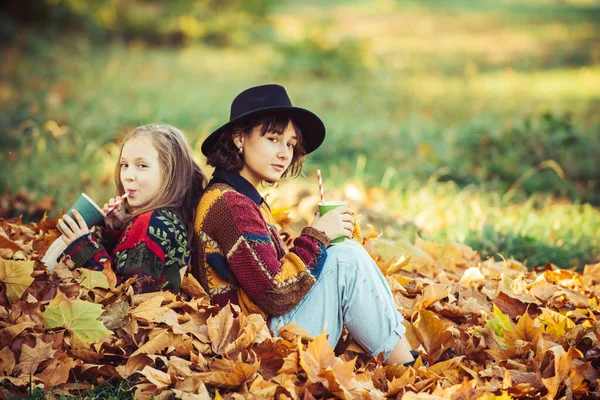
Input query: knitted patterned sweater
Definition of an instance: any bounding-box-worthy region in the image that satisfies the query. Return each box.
[60,209,189,294]
[191,169,330,318]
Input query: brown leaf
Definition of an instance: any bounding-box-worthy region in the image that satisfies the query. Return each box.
[207,303,239,355]
[139,365,172,389]
[131,295,169,321]
[116,354,153,379]
[131,329,174,357]
[172,379,211,399]
[278,321,314,343]
[180,274,211,303]
[0,346,15,374]
[0,235,24,257]
[409,310,454,362]
[504,311,540,352]
[98,300,130,330]
[36,354,80,389]
[15,337,57,374]
[582,262,600,289]
[494,290,539,320]
[196,353,260,389]
[101,260,118,288]
[167,356,193,382]
[0,321,36,344]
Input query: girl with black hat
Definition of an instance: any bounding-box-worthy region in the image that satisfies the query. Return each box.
[192,84,417,366]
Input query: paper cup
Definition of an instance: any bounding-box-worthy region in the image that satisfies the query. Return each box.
[318,201,347,244]
[58,193,106,234]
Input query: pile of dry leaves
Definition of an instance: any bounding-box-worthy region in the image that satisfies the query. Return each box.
[0,211,599,399]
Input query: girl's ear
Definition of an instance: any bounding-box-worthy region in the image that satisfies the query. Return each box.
[232,133,244,149]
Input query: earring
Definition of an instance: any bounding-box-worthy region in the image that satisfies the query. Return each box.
[238,147,243,154]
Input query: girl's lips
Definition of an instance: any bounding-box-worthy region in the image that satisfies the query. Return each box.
[271,164,285,171]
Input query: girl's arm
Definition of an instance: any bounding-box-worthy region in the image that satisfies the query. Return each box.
[208,191,329,316]
[58,210,112,271]
[60,210,189,294]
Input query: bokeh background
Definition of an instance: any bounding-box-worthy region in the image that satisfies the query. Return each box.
[1,0,599,268]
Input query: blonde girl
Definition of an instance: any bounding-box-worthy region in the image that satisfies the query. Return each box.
[57,124,206,294]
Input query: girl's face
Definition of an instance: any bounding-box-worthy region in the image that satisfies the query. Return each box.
[234,121,297,187]
[120,135,163,209]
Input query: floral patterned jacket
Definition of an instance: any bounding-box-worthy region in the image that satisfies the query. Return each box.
[60,209,189,294]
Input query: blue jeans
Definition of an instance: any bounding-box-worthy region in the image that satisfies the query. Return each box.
[268,240,405,360]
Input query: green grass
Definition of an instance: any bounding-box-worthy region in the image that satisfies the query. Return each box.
[0,0,598,268]
[2,379,134,400]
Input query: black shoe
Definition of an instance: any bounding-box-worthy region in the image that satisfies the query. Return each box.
[403,350,429,367]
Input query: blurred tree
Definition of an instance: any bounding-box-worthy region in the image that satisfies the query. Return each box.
[0,0,277,46]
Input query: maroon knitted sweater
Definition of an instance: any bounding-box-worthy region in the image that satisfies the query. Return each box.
[191,170,329,318]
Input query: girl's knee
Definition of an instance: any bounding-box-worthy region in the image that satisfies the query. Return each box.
[326,240,371,263]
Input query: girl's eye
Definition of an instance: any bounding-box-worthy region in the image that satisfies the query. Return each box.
[138,163,147,168]
[120,163,128,168]
[268,137,278,143]
[287,143,295,148]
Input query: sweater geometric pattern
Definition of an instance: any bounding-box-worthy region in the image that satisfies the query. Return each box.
[192,183,328,319]
[61,209,189,294]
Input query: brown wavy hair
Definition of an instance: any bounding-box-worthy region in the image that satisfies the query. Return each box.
[206,115,307,181]
[114,124,207,234]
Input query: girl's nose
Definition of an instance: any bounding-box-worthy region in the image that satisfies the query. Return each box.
[278,144,292,159]
[123,168,135,181]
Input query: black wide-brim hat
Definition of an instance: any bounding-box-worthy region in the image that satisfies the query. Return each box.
[201,84,326,156]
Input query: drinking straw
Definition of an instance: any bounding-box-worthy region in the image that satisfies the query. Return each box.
[317,169,324,203]
[104,192,130,215]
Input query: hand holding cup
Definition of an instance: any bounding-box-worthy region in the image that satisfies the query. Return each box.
[311,202,354,244]
[58,210,90,246]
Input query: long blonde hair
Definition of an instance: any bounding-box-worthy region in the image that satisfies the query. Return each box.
[114,124,207,233]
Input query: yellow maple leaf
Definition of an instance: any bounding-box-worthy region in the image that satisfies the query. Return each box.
[74,268,110,290]
[538,308,575,337]
[41,290,112,345]
[0,259,35,302]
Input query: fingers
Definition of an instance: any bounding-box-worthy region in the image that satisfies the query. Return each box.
[342,221,354,238]
[62,214,80,233]
[102,198,115,213]
[59,211,89,240]
[73,209,89,231]
[104,197,124,214]
[335,205,354,216]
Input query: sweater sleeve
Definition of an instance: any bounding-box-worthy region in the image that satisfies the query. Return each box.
[61,211,189,294]
[60,233,111,271]
[211,193,327,316]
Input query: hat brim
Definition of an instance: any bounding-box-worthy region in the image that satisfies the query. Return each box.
[201,106,326,157]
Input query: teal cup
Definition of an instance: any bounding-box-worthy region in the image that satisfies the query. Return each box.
[318,201,347,244]
[58,193,106,234]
